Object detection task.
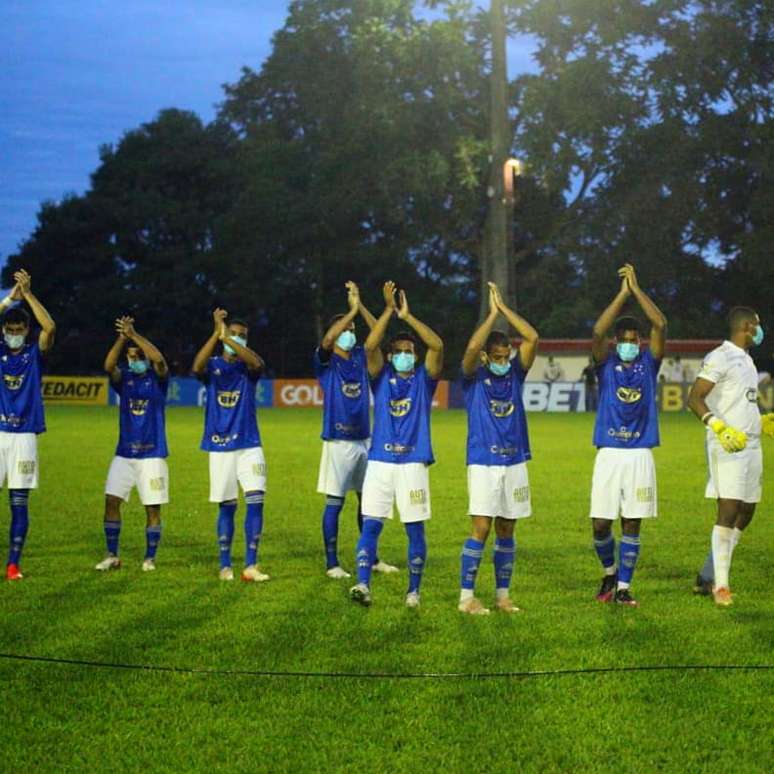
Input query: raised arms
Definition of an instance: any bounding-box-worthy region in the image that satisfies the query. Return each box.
[395,290,444,379]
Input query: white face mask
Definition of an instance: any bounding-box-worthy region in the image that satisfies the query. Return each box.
[4,332,25,350]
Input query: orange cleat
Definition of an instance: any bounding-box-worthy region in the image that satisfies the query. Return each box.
[713,587,733,607]
[6,563,23,581]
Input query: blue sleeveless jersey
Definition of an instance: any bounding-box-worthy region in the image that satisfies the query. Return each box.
[199,357,261,452]
[368,364,437,465]
[111,367,169,458]
[0,342,45,434]
[593,349,661,448]
[464,362,531,466]
[314,346,370,441]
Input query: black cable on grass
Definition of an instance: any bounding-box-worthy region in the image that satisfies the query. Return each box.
[0,652,772,679]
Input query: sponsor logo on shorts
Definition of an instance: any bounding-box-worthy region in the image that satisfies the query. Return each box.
[3,374,24,391]
[636,486,653,503]
[489,399,514,418]
[149,477,166,491]
[128,398,149,416]
[342,382,362,399]
[17,460,35,475]
[384,443,414,455]
[252,463,267,477]
[217,390,241,408]
[409,488,427,505]
[512,485,529,503]
[389,398,412,417]
[616,386,642,404]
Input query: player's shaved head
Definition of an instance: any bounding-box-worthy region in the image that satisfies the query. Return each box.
[614,316,641,338]
[485,330,510,354]
[727,306,758,332]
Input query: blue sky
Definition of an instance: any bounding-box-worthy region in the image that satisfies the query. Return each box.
[1,1,537,262]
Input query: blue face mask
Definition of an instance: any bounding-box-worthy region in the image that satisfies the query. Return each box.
[224,335,247,356]
[392,352,415,373]
[752,324,764,347]
[129,359,148,375]
[336,330,356,351]
[616,342,640,362]
[488,360,511,377]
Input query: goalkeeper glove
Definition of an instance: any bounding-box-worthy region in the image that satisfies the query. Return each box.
[762,412,774,439]
[707,416,747,453]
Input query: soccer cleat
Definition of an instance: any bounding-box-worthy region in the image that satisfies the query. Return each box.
[692,574,713,596]
[372,560,399,574]
[5,563,23,581]
[326,566,351,579]
[713,586,733,607]
[458,597,490,615]
[495,596,522,613]
[614,588,639,607]
[219,567,235,582]
[405,591,421,608]
[142,559,156,572]
[349,583,372,606]
[95,556,122,572]
[595,573,617,602]
[241,565,270,583]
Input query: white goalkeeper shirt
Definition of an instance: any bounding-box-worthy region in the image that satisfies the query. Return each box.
[698,340,761,444]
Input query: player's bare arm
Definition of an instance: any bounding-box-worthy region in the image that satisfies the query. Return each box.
[220,326,264,373]
[687,377,715,423]
[321,282,360,350]
[104,316,130,383]
[492,282,539,371]
[0,281,20,314]
[396,289,444,379]
[14,270,56,352]
[192,308,227,376]
[688,377,747,452]
[621,264,667,360]
[120,317,169,378]
[591,271,631,363]
[351,281,378,330]
[462,284,499,377]
[365,281,396,377]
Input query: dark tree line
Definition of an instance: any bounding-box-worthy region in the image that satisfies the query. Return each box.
[5,0,773,375]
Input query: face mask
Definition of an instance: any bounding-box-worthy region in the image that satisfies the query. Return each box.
[129,360,148,375]
[752,324,764,347]
[336,330,356,351]
[616,342,640,362]
[488,360,511,377]
[392,352,415,373]
[224,335,247,356]
[3,333,25,350]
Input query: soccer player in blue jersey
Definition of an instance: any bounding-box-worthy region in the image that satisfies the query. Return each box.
[95,316,169,573]
[589,264,666,607]
[0,269,56,581]
[350,281,443,608]
[458,282,539,615]
[193,308,269,583]
[315,280,398,579]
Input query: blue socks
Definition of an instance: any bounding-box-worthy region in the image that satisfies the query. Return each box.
[405,522,427,594]
[493,537,515,593]
[355,518,384,586]
[8,490,29,566]
[593,533,616,572]
[145,525,162,560]
[618,535,641,587]
[104,519,121,557]
[460,538,485,591]
[244,491,265,567]
[217,501,237,569]
[322,495,345,569]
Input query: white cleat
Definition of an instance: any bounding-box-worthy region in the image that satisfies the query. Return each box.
[142,559,156,572]
[405,591,421,609]
[372,560,399,574]
[458,597,490,615]
[219,567,235,582]
[350,583,372,606]
[326,566,351,579]
[495,596,522,614]
[95,556,121,572]
[241,565,270,583]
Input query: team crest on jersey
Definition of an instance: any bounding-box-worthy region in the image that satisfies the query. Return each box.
[128,398,149,416]
[616,386,642,404]
[3,374,24,391]
[489,399,514,418]
[342,382,361,399]
[389,398,412,417]
[745,388,758,403]
[217,390,241,408]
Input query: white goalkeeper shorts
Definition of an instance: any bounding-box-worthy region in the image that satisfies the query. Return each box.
[704,437,762,503]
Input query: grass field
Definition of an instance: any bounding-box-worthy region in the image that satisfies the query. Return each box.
[0,406,772,772]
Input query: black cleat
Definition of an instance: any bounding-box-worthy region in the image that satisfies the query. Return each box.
[614,588,639,607]
[692,574,713,596]
[596,573,617,603]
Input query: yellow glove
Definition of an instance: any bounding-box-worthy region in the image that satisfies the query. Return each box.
[762,413,774,439]
[708,416,747,453]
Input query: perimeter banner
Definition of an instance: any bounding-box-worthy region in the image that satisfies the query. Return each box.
[42,376,109,406]
[273,379,450,409]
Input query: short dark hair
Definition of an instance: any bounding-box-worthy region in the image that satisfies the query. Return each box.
[614,316,641,337]
[228,317,249,330]
[485,330,510,354]
[327,313,347,329]
[3,307,30,327]
[728,306,757,332]
[389,331,418,351]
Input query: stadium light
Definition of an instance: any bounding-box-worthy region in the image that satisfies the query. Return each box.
[503,157,523,206]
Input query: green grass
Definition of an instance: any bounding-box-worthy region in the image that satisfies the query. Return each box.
[0,407,772,772]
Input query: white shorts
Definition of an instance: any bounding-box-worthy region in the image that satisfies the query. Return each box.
[705,439,762,503]
[590,447,657,520]
[105,456,169,505]
[209,447,267,503]
[361,460,431,523]
[316,439,369,497]
[467,464,531,520]
[0,432,38,490]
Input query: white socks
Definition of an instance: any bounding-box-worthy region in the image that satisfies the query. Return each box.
[712,525,734,589]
